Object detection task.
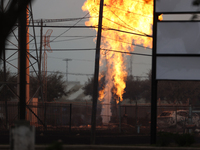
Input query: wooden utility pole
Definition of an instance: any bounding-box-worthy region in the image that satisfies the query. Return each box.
[91,0,104,145]
[150,0,158,144]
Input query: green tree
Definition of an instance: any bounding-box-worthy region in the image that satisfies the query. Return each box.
[0,70,17,101]
[193,0,200,6]
[30,72,67,102]
[157,81,200,104]
[82,74,105,98]
[83,77,94,96]
[83,75,150,103]
[123,75,144,103]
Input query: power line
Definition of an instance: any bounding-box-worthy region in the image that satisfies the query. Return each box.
[28,35,152,50]
[50,12,90,43]
[5,48,96,51]
[7,35,96,47]
[101,36,152,50]
[104,27,152,37]
[30,71,93,76]
[28,25,153,38]
[101,48,151,57]
[105,4,153,18]
[48,56,94,62]
[5,48,152,56]
[6,36,152,50]
[9,35,96,38]
[87,4,152,37]
[44,36,95,43]
[104,9,151,37]
[32,16,98,23]
[130,0,153,6]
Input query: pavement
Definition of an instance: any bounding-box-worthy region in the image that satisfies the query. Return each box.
[1,145,200,150]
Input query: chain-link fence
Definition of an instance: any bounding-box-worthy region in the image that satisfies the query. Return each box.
[0,101,200,135]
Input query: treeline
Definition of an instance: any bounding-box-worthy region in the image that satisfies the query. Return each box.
[0,70,66,102]
[83,73,200,104]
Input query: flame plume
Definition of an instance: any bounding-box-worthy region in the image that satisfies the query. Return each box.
[82,0,153,124]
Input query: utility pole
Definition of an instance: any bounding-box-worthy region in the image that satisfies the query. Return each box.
[18,1,27,120]
[151,0,158,144]
[63,58,72,84]
[91,0,104,145]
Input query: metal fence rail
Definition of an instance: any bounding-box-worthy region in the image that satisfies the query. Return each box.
[0,101,199,134]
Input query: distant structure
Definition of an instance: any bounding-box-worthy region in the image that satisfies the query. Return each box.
[43,29,53,102]
[63,58,72,85]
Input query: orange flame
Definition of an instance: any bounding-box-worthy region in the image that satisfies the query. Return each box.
[82,0,153,104]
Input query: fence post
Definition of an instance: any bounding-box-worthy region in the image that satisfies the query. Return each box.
[5,100,8,129]
[44,102,46,128]
[119,99,121,133]
[189,102,192,133]
[135,101,138,133]
[175,106,177,133]
[69,103,72,132]
[18,102,20,120]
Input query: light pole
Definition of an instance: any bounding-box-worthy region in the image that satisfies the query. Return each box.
[63,58,72,85]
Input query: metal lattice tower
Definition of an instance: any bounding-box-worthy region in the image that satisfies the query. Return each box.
[0,1,46,125]
[42,29,53,102]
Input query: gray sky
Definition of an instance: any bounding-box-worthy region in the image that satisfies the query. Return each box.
[6,0,152,84]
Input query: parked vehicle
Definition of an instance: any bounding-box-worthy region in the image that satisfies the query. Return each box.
[157,110,200,128]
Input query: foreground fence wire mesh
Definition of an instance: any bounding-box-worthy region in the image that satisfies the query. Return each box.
[1,101,200,135]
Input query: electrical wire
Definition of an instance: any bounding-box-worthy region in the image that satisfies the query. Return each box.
[5,48,151,56]
[103,27,152,37]
[48,56,95,62]
[50,12,90,43]
[105,4,153,19]
[42,36,95,43]
[101,36,152,50]
[7,33,152,49]
[88,3,152,37]
[32,16,98,23]
[101,48,151,57]
[105,8,151,37]
[29,71,94,76]
[130,0,153,6]
[6,35,96,46]
[5,48,96,51]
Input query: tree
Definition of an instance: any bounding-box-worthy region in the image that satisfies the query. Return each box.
[157,81,200,104]
[83,75,150,103]
[193,0,200,6]
[123,75,145,103]
[82,74,105,98]
[83,77,94,96]
[30,72,67,102]
[0,70,17,101]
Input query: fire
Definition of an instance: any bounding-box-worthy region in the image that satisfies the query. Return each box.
[82,0,153,123]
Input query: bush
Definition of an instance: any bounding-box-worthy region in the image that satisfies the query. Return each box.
[156,132,174,146]
[174,133,195,147]
[46,140,63,150]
